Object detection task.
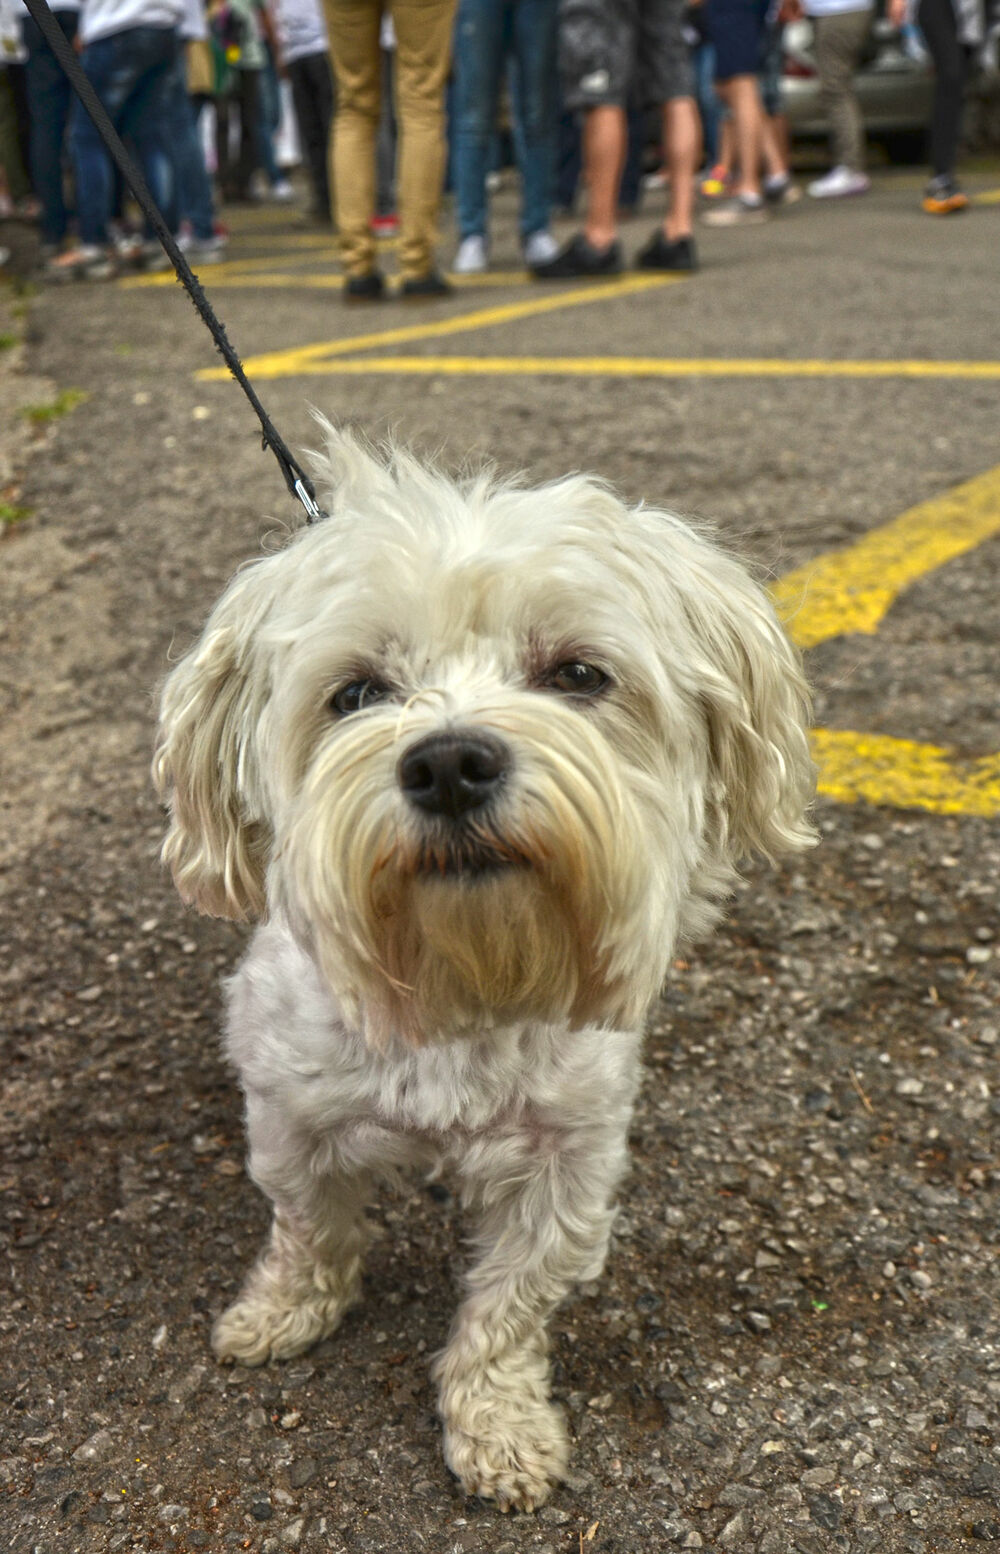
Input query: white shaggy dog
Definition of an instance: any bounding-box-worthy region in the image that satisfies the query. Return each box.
[153,425,815,1511]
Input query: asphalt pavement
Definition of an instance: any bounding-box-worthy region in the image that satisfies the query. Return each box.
[2,164,1000,1554]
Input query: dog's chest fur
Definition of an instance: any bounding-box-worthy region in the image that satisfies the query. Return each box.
[224,919,643,1179]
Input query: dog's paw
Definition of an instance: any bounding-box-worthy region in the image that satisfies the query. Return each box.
[443,1397,569,1512]
[212,1283,355,1366]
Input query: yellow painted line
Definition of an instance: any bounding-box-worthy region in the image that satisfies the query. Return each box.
[266,353,1000,381]
[812,730,1000,818]
[771,462,1000,649]
[971,187,1000,205]
[122,249,342,287]
[127,268,533,293]
[195,274,679,380]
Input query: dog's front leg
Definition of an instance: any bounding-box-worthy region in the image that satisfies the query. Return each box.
[213,1097,369,1367]
[434,1128,627,1511]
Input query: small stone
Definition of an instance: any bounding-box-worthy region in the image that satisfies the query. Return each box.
[250,1501,274,1521]
[760,1440,785,1455]
[967,1407,991,1429]
[809,1492,843,1530]
[157,1505,187,1524]
[970,1522,1000,1540]
[72,1428,116,1463]
[289,1458,318,1489]
[539,1506,571,1525]
[681,1535,703,1549]
[801,1467,836,1488]
[967,946,993,965]
[910,1270,932,1290]
[279,1411,302,1430]
[895,1078,924,1097]
[587,1393,613,1411]
[746,1311,772,1333]
[718,1512,746,1547]
[280,1517,307,1547]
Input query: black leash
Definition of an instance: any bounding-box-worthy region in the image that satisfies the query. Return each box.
[21,0,327,524]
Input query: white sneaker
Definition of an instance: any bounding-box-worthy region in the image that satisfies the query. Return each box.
[452,234,488,274]
[808,166,870,199]
[269,178,296,203]
[523,229,560,267]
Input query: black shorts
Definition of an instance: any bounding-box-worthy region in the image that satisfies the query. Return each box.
[559,0,694,111]
[703,0,771,80]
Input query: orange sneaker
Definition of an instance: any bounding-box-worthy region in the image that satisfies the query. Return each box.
[922,176,968,214]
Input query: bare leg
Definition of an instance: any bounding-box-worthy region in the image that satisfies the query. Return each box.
[663,96,700,240]
[434,1131,628,1510]
[213,1104,369,1366]
[715,75,764,200]
[582,103,626,248]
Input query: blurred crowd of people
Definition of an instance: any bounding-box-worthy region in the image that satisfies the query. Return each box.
[0,0,994,288]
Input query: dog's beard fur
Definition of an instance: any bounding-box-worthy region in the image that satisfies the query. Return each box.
[274,694,671,1048]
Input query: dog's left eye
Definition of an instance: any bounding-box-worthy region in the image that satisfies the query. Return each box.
[330,678,392,715]
[547,661,609,696]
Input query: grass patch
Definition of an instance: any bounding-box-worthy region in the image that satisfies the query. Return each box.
[0,502,34,528]
[0,332,18,351]
[21,388,88,424]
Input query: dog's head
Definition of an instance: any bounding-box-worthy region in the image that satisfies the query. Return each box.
[154,425,815,1045]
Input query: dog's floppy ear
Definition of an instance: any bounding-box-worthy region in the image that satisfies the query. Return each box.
[673,537,817,866]
[153,565,274,921]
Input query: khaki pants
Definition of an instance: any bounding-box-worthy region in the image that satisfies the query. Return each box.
[814,7,872,174]
[324,0,456,280]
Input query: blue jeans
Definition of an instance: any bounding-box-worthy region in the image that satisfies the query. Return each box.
[24,10,79,246]
[71,24,179,246]
[453,0,558,242]
[162,55,215,239]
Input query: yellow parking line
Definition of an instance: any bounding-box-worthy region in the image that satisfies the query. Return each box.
[122,249,342,286]
[811,730,1000,818]
[272,353,1000,380]
[195,274,680,380]
[771,461,1000,649]
[971,187,1000,205]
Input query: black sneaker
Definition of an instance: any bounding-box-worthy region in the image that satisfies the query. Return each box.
[344,271,385,302]
[531,232,623,280]
[635,230,698,272]
[399,270,452,299]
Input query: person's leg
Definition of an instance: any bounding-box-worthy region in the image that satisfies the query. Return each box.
[511,0,558,241]
[453,0,505,243]
[71,35,120,245]
[580,105,626,246]
[163,53,217,239]
[916,0,968,184]
[640,0,699,243]
[699,0,772,220]
[814,8,871,173]
[117,27,182,239]
[375,45,397,216]
[324,0,382,278]
[23,10,78,246]
[288,55,333,219]
[717,76,762,199]
[388,0,457,282]
[235,68,263,199]
[663,96,699,238]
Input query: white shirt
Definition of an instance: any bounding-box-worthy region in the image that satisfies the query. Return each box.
[79,0,185,45]
[271,0,326,63]
[805,0,872,14]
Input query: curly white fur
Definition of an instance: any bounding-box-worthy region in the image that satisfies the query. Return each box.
[153,424,815,1510]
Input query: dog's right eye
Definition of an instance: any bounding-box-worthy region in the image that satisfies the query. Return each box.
[329,679,392,716]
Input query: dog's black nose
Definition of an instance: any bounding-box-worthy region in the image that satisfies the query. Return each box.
[397,732,510,819]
